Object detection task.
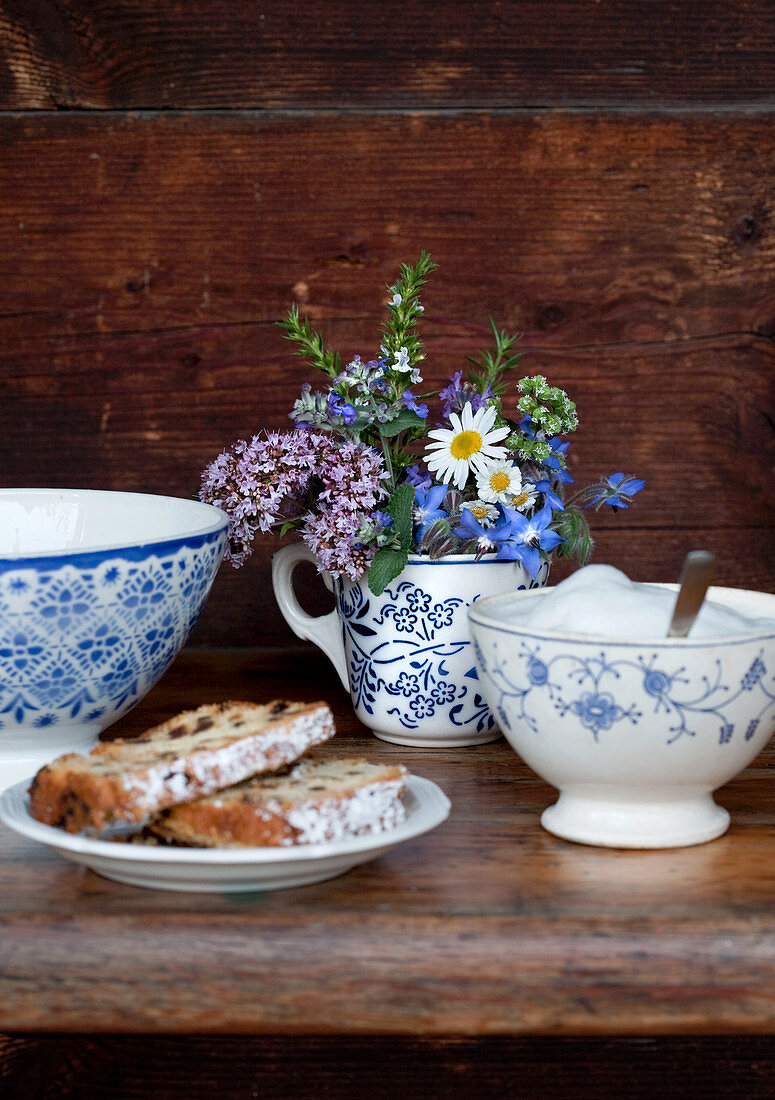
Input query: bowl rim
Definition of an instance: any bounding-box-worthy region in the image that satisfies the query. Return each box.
[467,582,775,645]
[0,488,228,562]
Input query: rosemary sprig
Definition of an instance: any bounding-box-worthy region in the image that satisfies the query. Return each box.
[465,318,523,396]
[278,302,341,379]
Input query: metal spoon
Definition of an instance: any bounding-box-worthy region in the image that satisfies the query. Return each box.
[667,551,716,637]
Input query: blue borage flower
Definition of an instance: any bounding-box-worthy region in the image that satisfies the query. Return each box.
[414,483,449,543]
[585,472,646,509]
[533,478,565,512]
[455,509,514,558]
[498,504,565,579]
[202,253,643,594]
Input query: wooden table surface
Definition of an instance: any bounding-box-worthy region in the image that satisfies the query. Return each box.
[3,644,775,1040]
[3,645,775,1096]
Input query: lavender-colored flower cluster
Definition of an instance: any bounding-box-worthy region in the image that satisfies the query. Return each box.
[304,437,391,579]
[199,431,315,564]
[200,430,389,579]
[438,370,493,419]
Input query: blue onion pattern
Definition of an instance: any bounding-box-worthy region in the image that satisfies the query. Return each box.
[476,639,775,746]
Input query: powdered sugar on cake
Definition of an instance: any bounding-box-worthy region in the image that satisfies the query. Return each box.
[149,757,410,848]
[28,699,335,833]
[28,700,416,853]
[121,709,334,814]
[283,777,407,844]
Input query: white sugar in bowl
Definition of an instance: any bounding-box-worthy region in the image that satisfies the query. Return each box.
[0,489,227,790]
[468,583,775,848]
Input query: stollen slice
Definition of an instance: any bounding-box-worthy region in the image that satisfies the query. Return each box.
[28,699,335,833]
[149,756,409,848]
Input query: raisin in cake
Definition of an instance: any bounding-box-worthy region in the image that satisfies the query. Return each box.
[29,700,335,833]
[149,757,409,847]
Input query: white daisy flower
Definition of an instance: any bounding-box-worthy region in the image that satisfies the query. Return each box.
[476,459,524,504]
[425,404,510,490]
[461,499,500,527]
[507,481,538,513]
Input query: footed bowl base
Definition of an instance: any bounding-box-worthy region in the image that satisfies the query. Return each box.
[370,727,502,749]
[541,790,730,849]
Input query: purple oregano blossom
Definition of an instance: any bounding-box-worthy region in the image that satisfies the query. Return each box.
[200,430,389,579]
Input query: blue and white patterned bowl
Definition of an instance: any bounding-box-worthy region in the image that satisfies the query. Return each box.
[0,489,228,790]
[468,584,775,848]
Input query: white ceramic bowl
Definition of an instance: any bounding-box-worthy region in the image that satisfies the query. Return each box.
[468,584,775,848]
[0,489,228,790]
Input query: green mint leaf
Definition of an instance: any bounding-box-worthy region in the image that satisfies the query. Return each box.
[386,481,415,549]
[368,546,409,596]
[379,410,426,438]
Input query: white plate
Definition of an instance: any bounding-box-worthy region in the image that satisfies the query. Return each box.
[0,775,451,892]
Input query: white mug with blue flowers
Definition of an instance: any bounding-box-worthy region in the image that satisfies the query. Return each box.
[272,544,548,747]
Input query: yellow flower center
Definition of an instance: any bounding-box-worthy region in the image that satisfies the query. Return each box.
[510,490,530,507]
[450,430,482,460]
[488,471,511,493]
[470,504,490,520]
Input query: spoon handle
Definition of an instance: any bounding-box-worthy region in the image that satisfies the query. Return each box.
[667,551,716,638]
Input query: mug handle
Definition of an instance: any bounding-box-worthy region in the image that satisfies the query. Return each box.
[271,542,350,691]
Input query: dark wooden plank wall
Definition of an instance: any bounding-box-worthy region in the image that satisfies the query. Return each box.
[0,1,774,651]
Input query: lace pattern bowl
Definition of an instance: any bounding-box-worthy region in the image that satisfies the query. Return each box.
[0,489,228,791]
[468,584,775,848]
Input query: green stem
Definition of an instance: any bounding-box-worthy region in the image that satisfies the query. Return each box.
[380,433,395,490]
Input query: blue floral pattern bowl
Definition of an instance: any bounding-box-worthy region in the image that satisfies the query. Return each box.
[0,489,227,790]
[468,584,775,848]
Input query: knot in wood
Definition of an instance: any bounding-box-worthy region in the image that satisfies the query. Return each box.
[733,214,762,246]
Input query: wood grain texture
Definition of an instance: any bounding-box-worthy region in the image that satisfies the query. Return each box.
[4,1034,775,1099]
[2,649,775,1037]
[3,111,775,344]
[1,109,773,642]
[1,2,774,1089]
[2,0,775,110]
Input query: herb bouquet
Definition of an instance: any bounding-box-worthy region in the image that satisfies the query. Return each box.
[201,253,643,596]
